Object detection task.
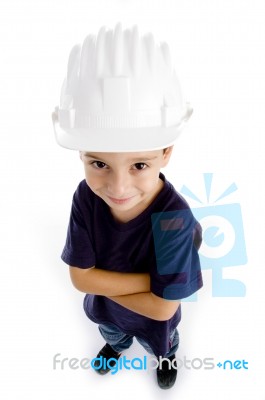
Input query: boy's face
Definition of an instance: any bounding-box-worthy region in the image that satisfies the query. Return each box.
[79,147,173,222]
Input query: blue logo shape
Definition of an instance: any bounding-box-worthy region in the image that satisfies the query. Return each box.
[204,226,224,248]
[180,173,247,299]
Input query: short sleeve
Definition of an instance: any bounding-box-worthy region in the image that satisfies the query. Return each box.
[61,183,96,269]
[151,209,203,300]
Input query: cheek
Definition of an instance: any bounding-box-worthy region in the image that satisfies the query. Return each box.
[84,170,101,189]
[137,173,158,192]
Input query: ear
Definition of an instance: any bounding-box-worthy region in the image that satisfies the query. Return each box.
[161,146,174,167]
[79,151,83,161]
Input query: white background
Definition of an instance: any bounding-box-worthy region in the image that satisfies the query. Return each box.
[1,0,265,399]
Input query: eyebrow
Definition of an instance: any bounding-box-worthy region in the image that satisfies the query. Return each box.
[84,153,158,162]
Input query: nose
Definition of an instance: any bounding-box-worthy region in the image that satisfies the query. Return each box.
[107,171,130,198]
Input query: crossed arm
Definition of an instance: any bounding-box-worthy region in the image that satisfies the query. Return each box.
[69,266,180,321]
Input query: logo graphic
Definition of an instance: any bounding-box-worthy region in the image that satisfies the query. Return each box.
[180,173,247,300]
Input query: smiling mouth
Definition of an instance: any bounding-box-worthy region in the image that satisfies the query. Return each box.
[107,196,135,205]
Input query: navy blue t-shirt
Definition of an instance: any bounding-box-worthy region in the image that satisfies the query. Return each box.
[61,173,203,356]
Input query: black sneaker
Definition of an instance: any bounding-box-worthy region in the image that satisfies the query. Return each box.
[156,354,177,389]
[92,343,121,375]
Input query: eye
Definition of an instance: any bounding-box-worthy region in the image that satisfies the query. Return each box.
[91,161,108,169]
[133,163,147,170]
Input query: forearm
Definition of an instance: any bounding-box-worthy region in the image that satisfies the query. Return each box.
[69,266,150,296]
[108,292,180,321]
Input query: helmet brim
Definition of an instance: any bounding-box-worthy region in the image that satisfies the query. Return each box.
[52,108,192,152]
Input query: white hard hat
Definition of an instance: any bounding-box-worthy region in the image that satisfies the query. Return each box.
[52,23,192,152]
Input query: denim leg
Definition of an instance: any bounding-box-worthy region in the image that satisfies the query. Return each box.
[135,336,154,355]
[135,328,179,358]
[98,324,134,353]
[166,328,179,357]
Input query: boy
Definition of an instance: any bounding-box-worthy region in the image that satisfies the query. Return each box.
[52,23,203,389]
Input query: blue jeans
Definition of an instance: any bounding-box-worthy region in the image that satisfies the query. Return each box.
[98,323,179,358]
